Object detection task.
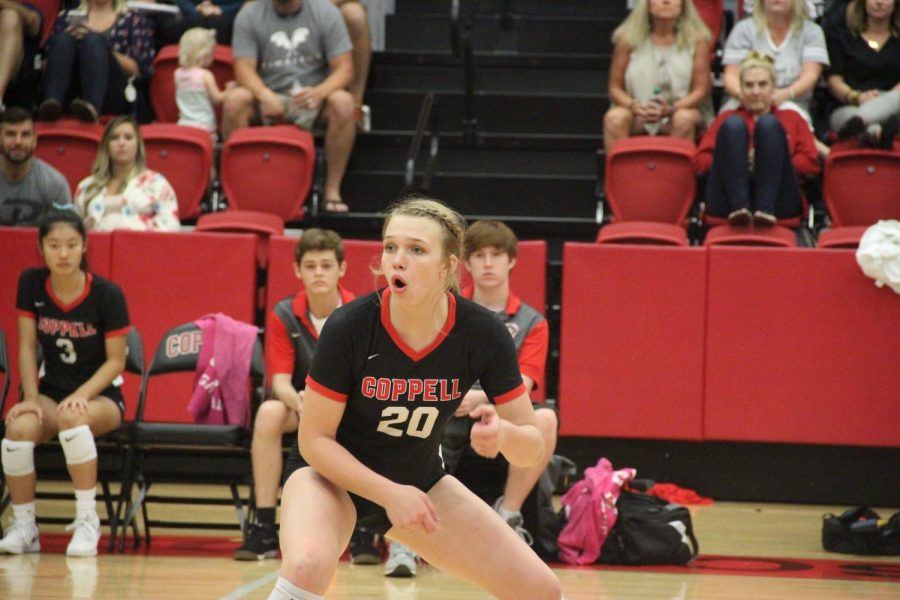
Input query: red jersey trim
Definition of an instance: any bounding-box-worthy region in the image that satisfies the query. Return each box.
[494,382,527,405]
[46,272,93,313]
[379,288,457,362]
[305,375,348,403]
[105,325,131,339]
[17,309,35,319]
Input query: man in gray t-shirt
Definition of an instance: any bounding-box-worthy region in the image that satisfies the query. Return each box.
[1,107,72,226]
[224,0,356,213]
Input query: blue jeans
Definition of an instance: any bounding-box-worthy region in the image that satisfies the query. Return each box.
[705,114,803,218]
[42,31,130,114]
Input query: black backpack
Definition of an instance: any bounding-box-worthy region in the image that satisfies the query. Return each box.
[599,490,699,565]
[822,507,900,556]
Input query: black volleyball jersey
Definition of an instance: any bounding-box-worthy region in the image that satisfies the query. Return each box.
[306,289,526,488]
[16,268,130,392]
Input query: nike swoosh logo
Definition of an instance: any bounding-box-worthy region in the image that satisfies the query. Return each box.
[5,448,20,453]
[35,302,45,307]
[63,435,77,442]
[290,333,301,338]
[368,354,379,360]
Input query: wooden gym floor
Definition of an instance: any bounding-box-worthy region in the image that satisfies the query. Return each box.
[1,482,897,599]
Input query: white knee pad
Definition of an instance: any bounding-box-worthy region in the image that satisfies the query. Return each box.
[268,577,323,600]
[1,439,36,476]
[59,425,97,465]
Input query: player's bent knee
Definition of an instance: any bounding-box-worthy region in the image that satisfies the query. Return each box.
[59,425,97,465]
[223,87,254,115]
[326,90,355,120]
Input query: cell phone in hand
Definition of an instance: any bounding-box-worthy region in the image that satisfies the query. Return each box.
[67,9,87,26]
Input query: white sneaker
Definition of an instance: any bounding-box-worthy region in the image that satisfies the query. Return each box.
[493,496,534,546]
[0,519,40,554]
[65,514,100,557]
[384,542,417,578]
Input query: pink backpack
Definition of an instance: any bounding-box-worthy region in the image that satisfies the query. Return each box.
[557,457,636,565]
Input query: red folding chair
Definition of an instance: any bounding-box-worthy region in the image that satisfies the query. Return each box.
[150,44,234,123]
[195,210,285,269]
[220,125,316,223]
[598,137,697,246]
[34,120,103,196]
[141,123,214,221]
[818,149,900,249]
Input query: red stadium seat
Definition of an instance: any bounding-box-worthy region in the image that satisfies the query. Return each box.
[34,120,103,196]
[196,210,284,269]
[819,150,900,249]
[600,137,697,246]
[150,44,234,123]
[703,223,797,247]
[220,126,316,223]
[141,123,214,221]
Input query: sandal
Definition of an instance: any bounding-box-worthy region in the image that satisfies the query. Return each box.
[323,199,349,213]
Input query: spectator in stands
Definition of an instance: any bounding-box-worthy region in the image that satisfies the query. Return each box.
[0,0,42,112]
[694,51,820,226]
[176,27,233,139]
[157,0,244,47]
[722,0,830,126]
[1,106,71,226]
[74,116,179,231]
[0,209,130,558]
[331,0,372,131]
[825,0,900,149]
[234,229,355,562]
[222,0,356,213]
[37,0,155,123]
[603,0,714,154]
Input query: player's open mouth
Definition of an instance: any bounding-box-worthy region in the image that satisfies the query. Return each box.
[392,276,407,290]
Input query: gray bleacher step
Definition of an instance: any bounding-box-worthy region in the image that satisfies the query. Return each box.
[371,62,608,95]
[356,130,603,153]
[375,49,612,70]
[366,89,608,135]
[386,13,617,55]
[395,0,628,19]
[349,143,595,177]
[342,171,596,218]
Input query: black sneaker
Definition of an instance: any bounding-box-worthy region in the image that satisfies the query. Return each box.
[233,524,279,561]
[349,527,381,565]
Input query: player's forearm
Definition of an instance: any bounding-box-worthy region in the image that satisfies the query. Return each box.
[272,378,300,413]
[498,420,544,467]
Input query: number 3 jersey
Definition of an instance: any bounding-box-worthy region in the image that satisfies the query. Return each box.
[306,288,526,488]
[16,268,130,392]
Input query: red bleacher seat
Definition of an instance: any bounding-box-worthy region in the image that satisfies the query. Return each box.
[150,44,234,123]
[34,120,103,196]
[196,210,285,270]
[703,223,797,247]
[220,126,316,223]
[599,137,697,246]
[141,123,214,221]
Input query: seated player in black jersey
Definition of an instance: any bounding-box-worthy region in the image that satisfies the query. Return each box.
[267,197,563,600]
[1,209,130,558]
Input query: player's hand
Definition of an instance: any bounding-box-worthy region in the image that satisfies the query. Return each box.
[6,402,43,426]
[259,89,285,120]
[454,390,486,417]
[58,395,89,417]
[469,404,505,459]
[383,484,440,534]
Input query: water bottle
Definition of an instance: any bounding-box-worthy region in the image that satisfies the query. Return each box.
[286,80,318,126]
